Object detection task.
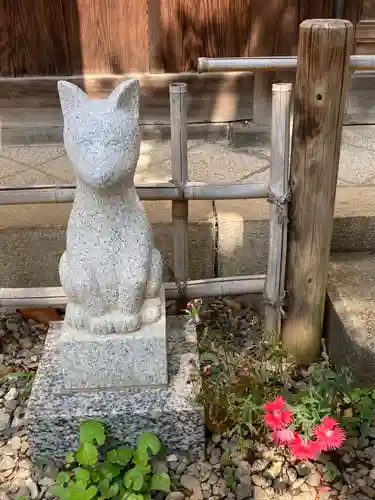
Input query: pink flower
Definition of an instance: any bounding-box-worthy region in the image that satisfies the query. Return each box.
[263,396,293,430]
[312,416,346,451]
[202,365,212,377]
[272,428,296,445]
[290,434,322,461]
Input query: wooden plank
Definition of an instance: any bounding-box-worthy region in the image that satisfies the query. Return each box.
[0,72,254,123]
[0,2,14,76]
[3,0,70,75]
[158,0,183,72]
[158,0,305,72]
[343,0,363,25]
[63,0,149,73]
[299,0,334,21]
[361,0,375,19]
[264,83,292,340]
[283,20,353,364]
[147,0,165,72]
[356,20,375,41]
[170,83,189,311]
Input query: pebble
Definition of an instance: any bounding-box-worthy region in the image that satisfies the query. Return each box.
[153,459,169,474]
[252,485,268,500]
[209,448,222,466]
[306,470,321,487]
[235,483,251,500]
[0,456,15,471]
[361,485,375,498]
[295,462,312,477]
[0,410,11,431]
[180,473,201,492]
[167,493,185,500]
[175,462,187,475]
[4,388,18,401]
[4,400,17,411]
[25,477,39,499]
[342,453,353,464]
[286,467,298,484]
[264,461,283,480]
[5,306,375,500]
[251,474,267,487]
[251,459,268,473]
[273,477,288,493]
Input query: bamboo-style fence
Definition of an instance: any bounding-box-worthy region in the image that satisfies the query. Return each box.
[0,19,374,346]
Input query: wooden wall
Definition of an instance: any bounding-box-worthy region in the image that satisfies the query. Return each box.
[0,0,334,76]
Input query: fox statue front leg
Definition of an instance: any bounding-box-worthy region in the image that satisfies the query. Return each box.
[59,251,105,330]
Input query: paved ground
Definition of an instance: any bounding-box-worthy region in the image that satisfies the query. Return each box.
[1,125,375,288]
[0,126,375,189]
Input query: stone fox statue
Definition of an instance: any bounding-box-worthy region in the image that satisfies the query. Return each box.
[58,79,163,334]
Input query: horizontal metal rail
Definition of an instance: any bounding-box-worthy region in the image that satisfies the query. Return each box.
[0,181,268,205]
[0,275,266,308]
[198,54,375,73]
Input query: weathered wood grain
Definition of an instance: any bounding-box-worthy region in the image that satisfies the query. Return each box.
[3,0,70,76]
[283,20,353,364]
[63,0,149,74]
[0,2,14,76]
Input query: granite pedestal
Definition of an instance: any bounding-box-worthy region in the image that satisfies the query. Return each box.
[26,316,205,461]
[61,293,167,390]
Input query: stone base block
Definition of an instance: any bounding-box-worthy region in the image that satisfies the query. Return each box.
[26,317,205,461]
[325,252,375,385]
[60,292,167,390]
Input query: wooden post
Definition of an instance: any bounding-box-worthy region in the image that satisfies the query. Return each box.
[264,83,292,340]
[282,19,353,364]
[253,72,273,126]
[169,83,189,312]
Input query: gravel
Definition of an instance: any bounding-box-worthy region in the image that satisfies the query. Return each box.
[0,302,375,500]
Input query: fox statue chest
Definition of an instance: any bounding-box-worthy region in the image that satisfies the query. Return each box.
[66,187,153,281]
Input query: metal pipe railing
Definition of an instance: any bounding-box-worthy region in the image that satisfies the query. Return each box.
[198,54,375,73]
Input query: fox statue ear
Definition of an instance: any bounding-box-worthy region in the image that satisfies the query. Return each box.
[108,79,140,119]
[58,81,88,117]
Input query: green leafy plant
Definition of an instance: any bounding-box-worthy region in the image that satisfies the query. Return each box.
[51,420,171,500]
[196,320,292,434]
[341,387,375,441]
[323,462,340,482]
[194,301,355,441]
[289,363,351,438]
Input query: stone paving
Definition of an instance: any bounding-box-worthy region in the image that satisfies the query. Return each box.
[0,126,374,189]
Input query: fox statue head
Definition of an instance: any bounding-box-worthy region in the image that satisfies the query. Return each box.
[58,79,141,189]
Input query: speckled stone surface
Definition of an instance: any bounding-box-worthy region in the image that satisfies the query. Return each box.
[58,79,163,334]
[325,252,375,385]
[26,317,205,460]
[60,290,167,390]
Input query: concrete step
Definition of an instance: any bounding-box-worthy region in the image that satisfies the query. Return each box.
[325,251,375,384]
